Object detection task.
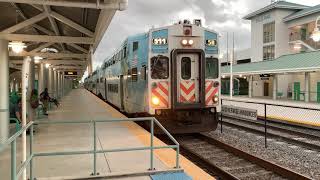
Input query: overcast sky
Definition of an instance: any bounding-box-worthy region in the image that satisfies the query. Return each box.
[91,0,320,70]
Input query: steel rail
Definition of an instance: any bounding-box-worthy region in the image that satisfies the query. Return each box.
[225,116,320,139]
[195,134,312,180]
[179,143,239,180]
[220,119,320,152]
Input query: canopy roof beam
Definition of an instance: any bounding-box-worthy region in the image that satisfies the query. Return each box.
[50,11,94,37]
[1,12,47,33]
[0,0,128,10]
[9,52,86,59]
[43,5,65,51]
[0,34,94,44]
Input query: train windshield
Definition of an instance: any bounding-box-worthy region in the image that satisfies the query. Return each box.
[205,58,219,79]
[151,56,169,79]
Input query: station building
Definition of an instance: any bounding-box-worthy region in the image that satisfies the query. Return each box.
[222,1,320,103]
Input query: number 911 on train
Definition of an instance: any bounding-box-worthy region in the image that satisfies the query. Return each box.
[84,19,221,133]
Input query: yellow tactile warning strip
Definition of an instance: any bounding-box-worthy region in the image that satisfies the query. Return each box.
[266,115,320,127]
[86,90,215,180]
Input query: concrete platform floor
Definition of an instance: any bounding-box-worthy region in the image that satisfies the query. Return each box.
[1,88,214,180]
[1,89,168,179]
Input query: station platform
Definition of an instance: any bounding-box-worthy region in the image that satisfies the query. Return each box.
[222,96,320,128]
[0,88,214,180]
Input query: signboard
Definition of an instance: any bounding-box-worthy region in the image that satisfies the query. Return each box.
[64,71,78,76]
[222,105,257,120]
[260,74,270,80]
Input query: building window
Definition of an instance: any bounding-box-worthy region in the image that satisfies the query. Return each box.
[133,41,139,52]
[263,22,275,43]
[263,45,275,60]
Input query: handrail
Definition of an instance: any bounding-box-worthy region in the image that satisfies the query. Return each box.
[0,117,180,180]
[222,98,320,111]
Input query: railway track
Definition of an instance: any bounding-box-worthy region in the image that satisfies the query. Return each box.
[220,116,320,151]
[176,134,311,180]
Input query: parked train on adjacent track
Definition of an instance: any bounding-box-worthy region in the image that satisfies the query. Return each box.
[84,20,221,133]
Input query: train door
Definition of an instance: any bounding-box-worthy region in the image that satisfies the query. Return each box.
[176,54,200,103]
[120,75,124,110]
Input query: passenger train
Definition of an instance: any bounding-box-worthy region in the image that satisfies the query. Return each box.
[84,20,221,133]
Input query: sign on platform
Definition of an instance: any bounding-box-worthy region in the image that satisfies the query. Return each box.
[222,105,257,120]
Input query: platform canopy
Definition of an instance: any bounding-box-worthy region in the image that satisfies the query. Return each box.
[222,50,320,76]
[0,0,128,77]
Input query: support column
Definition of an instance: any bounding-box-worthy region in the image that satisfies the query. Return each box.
[57,71,61,99]
[0,39,9,142]
[22,56,31,180]
[248,75,253,98]
[273,74,278,100]
[27,58,35,122]
[53,70,57,98]
[305,72,310,102]
[48,67,54,97]
[38,63,45,95]
[62,72,65,97]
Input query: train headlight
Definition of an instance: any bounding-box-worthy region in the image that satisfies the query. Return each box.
[181,39,188,45]
[188,39,194,45]
[213,96,219,103]
[152,97,160,106]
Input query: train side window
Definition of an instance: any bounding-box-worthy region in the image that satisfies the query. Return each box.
[181,57,191,80]
[140,65,147,80]
[205,57,219,79]
[133,41,139,52]
[131,67,138,82]
[151,56,169,79]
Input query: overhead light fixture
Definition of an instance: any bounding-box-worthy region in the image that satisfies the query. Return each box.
[311,16,320,42]
[9,41,26,54]
[45,63,51,68]
[311,27,320,42]
[239,74,243,78]
[34,56,43,64]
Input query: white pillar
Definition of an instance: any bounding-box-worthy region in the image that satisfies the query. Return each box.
[27,58,35,122]
[62,72,65,97]
[57,71,61,99]
[249,75,253,98]
[38,63,45,95]
[53,70,57,98]
[15,81,19,92]
[0,39,9,142]
[48,67,54,97]
[22,56,31,180]
[305,72,310,102]
[273,74,278,100]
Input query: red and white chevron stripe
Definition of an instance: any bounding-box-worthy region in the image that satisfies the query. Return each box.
[151,81,169,108]
[180,81,196,103]
[205,80,219,106]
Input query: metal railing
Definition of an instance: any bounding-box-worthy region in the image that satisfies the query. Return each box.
[220,98,320,148]
[0,117,180,180]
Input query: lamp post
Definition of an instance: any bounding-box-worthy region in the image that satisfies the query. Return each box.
[311,16,320,42]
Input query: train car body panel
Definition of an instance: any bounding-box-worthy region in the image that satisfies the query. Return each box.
[85,20,221,133]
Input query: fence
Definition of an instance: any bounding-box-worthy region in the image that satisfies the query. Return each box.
[220,98,320,147]
[0,117,180,180]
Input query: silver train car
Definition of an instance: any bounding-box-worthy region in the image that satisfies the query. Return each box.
[85,20,221,133]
